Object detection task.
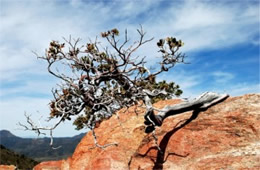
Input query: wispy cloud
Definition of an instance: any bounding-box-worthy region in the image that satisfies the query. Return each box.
[0,0,259,137]
[212,71,235,83]
[227,83,260,96]
[0,96,86,137]
[1,0,258,80]
[0,78,55,99]
[144,0,259,52]
[157,69,204,98]
[211,83,260,97]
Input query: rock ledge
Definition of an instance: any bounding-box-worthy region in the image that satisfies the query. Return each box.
[34,94,260,170]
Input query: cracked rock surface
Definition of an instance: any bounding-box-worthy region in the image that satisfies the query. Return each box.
[34,94,260,170]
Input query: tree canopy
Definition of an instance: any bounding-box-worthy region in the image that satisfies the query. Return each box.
[20,27,186,148]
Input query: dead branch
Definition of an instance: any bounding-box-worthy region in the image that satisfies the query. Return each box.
[20,27,227,150]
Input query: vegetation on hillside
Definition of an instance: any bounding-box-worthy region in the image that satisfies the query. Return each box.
[0,144,38,169]
[0,130,85,161]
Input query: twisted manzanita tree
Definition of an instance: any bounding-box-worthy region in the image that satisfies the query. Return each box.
[19,27,228,149]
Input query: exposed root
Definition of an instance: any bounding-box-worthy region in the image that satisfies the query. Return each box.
[152,130,162,154]
[89,129,118,150]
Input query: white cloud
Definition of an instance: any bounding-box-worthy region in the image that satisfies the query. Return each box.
[214,83,260,97]
[0,0,112,81]
[173,2,229,30]
[1,0,258,80]
[0,96,86,137]
[158,69,258,98]
[0,0,259,137]
[0,78,55,98]
[144,0,259,52]
[157,69,204,98]
[172,73,201,89]
[111,0,160,19]
[212,71,235,83]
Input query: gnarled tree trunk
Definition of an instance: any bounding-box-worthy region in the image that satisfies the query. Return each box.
[144,92,229,133]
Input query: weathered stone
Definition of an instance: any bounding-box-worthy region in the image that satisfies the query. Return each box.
[0,165,16,170]
[34,94,260,170]
[33,160,69,170]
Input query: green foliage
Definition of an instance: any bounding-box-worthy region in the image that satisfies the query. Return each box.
[0,130,84,162]
[73,115,90,130]
[39,27,186,132]
[151,80,182,103]
[0,145,38,169]
[101,28,119,37]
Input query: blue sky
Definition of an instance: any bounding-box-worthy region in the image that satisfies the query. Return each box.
[0,0,259,137]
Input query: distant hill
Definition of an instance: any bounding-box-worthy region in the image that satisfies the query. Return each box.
[0,144,38,169]
[0,130,85,162]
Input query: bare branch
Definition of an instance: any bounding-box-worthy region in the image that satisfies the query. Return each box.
[89,129,118,149]
[152,131,162,154]
[22,27,228,150]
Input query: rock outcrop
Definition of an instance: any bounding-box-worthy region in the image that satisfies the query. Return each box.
[34,94,260,170]
[0,165,16,170]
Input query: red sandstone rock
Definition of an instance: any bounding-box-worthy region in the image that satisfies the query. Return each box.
[34,94,260,170]
[0,165,16,170]
[33,160,68,170]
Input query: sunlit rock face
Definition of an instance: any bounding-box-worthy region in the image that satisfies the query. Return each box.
[34,94,260,170]
[0,165,16,170]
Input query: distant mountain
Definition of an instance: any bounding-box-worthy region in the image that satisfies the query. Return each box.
[0,130,85,162]
[0,144,38,169]
[0,130,18,138]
